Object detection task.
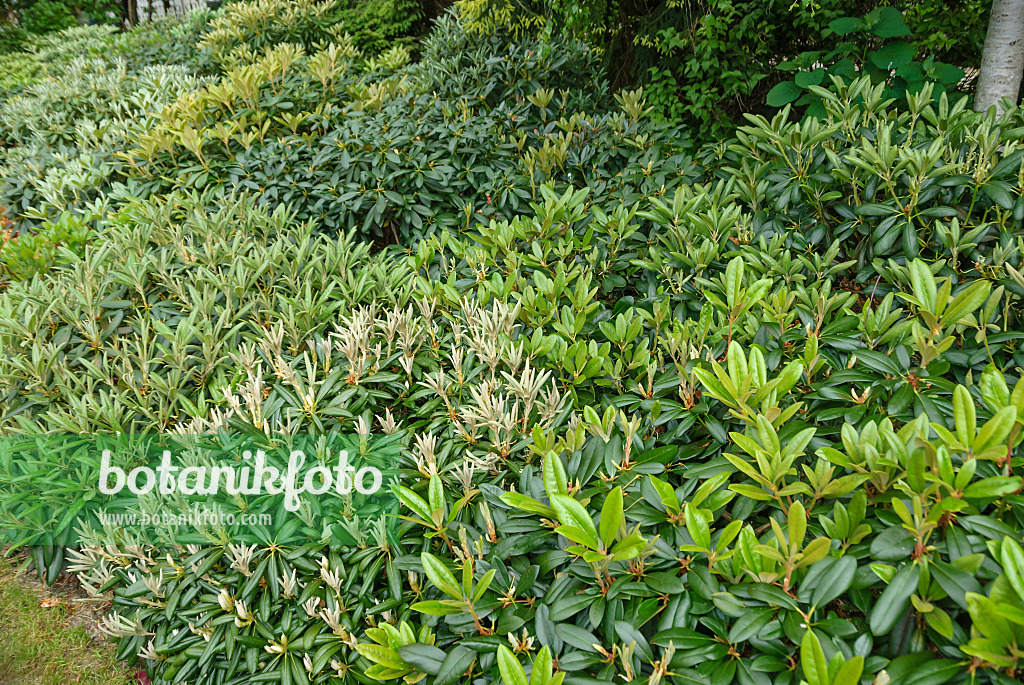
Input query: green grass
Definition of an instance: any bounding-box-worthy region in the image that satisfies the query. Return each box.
[0,557,134,685]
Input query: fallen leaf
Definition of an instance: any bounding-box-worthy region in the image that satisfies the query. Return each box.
[39,597,61,608]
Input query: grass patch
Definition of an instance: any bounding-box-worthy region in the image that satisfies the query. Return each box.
[0,557,134,685]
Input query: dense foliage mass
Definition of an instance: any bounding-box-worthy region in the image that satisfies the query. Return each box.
[0,3,1023,685]
[455,0,990,137]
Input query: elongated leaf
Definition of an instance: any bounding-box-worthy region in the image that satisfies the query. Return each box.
[500,492,557,519]
[941,280,990,326]
[869,563,921,635]
[421,552,462,600]
[1000,536,1024,601]
[930,560,981,611]
[953,385,976,449]
[801,628,828,685]
[530,647,552,685]
[811,556,856,608]
[412,600,463,616]
[684,505,710,551]
[974,406,1016,453]
[909,260,937,313]
[435,646,476,685]
[543,453,567,502]
[726,256,744,310]
[398,486,433,523]
[832,656,865,685]
[727,607,773,643]
[599,487,623,550]
[398,644,446,675]
[551,495,599,549]
[497,646,528,685]
[963,477,1020,499]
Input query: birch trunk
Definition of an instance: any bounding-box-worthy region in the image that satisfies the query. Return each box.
[976,0,1024,115]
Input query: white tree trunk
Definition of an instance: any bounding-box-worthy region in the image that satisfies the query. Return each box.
[976,0,1024,115]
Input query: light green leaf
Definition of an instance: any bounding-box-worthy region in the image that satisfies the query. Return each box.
[832,656,865,685]
[420,552,462,600]
[726,256,744,310]
[599,487,623,550]
[974,406,1016,453]
[800,628,828,685]
[551,495,599,549]
[497,646,528,685]
[1000,536,1024,601]
[543,452,567,502]
[953,385,976,449]
[500,492,556,519]
[685,505,710,551]
[412,600,463,616]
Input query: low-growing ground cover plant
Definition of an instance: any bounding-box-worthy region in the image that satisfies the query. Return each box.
[0,3,1023,685]
[4,93,1024,684]
[707,77,1024,286]
[0,20,214,282]
[0,56,209,226]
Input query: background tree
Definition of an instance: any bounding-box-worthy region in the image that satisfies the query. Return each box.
[975,0,1024,113]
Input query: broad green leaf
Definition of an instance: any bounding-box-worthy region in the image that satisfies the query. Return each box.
[557,525,601,547]
[829,17,864,34]
[980,364,1010,410]
[810,556,856,608]
[435,647,477,685]
[648,476,679,513]
[685,505,710,550]
[473,569,496,603]
[497,646,528,685]
[429,474,445,515]
[551,495,599,549]
[800,628,828,685]
[982,181,1014,209]
[788,500,807,551]
[543,452,567,502]
[530,647,553,685]
[412,600,463,616]
[599,487,623,550]
[963,476,1020,499]
[766,81,802,107]
[1000,536,1024,601]
[941,280,991,327]
[872,6,911,38]
[795,68,825,88]
[909,260,936,313]
[609,533,646,561]
[398,486,433,523]
[357,644,407,671]
[832,656,865,685]
[974,406,1016,453]
[421,552,462,600]
[953,385,976,449]
[500,492,556,519]
[727,607,773,643]
[726,256,744,309]
[554,624,600,652]
[869,563,921,635]
[398,644,446,675]
[869,41,914,69]
[924,607,954,639]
